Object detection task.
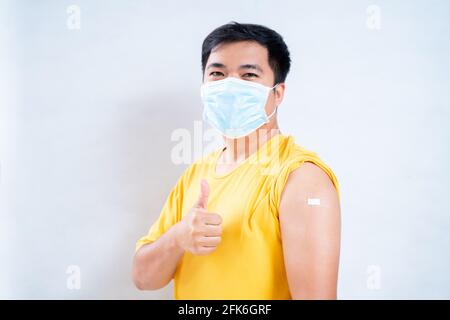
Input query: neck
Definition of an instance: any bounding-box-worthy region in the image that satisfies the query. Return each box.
[222,125,281,164]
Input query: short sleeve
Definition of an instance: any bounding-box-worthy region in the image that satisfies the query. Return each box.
[269,153,340,215]
[135,174,185,252]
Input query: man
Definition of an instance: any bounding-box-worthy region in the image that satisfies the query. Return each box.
[132,22,341,300]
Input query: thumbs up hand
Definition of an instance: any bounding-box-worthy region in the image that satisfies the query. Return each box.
[174,179,223,255]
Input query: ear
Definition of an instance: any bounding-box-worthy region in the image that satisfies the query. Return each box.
[274,83,286,107]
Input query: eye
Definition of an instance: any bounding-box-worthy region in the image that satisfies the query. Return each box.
[209,71,224,77]
[242,73,259,79]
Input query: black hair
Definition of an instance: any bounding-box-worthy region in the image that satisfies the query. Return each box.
[201,22,291,85]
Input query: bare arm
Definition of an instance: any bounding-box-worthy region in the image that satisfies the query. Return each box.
[132,222,185,290]
[132,179,222,290]
[279,162,341,299]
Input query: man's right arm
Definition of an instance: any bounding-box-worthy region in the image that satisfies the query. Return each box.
[132,222,185,290]
[132,179,223,290]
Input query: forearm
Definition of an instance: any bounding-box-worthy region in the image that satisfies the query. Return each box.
[132,222,185,290]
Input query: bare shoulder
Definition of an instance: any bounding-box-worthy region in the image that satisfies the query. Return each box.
[280,161,339,208]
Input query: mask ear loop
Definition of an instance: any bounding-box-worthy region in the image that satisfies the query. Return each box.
[266,83,280,119]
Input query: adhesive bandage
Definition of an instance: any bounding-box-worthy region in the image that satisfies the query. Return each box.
[307,198,321,206]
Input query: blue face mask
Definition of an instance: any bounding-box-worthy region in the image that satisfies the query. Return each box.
[200,77,278,139]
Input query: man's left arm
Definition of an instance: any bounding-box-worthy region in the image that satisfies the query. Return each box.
[279,162,341,299]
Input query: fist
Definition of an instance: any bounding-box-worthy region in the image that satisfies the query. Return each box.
[174,179,223,255]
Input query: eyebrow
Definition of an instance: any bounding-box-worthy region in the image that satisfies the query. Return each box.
[206,62,226,70]
[206,63,263,73]
[239,64,263,73]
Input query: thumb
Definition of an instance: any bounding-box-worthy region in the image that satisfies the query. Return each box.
[195,179,209,209]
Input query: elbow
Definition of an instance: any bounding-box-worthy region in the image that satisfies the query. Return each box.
[134,279,167,291]
[132,264,157,291]
[132,257,167,291]
[132,270,149,291]
[133,279,155,291]
[132,268,159,291]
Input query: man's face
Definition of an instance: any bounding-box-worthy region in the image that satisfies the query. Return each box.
[203,40,284,127]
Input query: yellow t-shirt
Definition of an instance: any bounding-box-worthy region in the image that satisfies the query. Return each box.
[136,133,339,299]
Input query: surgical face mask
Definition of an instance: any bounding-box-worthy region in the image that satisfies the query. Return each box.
[200,77,278,139]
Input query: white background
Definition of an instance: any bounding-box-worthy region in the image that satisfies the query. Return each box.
[0,0,449,299]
